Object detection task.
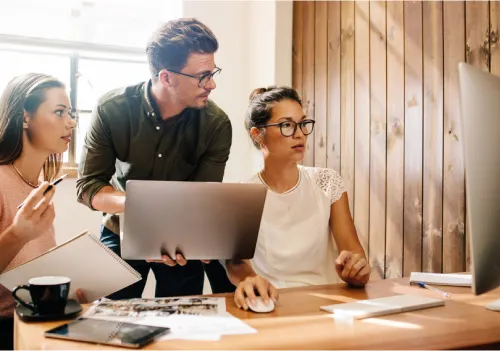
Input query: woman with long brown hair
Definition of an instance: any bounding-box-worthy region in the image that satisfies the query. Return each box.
[0,73,76,349]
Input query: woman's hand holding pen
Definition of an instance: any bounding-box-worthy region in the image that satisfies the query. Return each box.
[9,182,56,245]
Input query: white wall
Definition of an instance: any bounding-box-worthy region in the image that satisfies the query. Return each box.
[183,0,254,182]
[53,179,102,243]
[274,1,293,87]
[52,0,293,296]
[183,0,293,179]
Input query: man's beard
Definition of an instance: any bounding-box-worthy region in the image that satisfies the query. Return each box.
[187,98,208,110]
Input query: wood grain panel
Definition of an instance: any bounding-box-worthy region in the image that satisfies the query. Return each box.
[403,0,423,276]
[327,1,341,173]
[385,0,405,279]
[314,1,328,168]
[491,2,500,76]
[466,1,490,71]
[302,1,315,166]
[422,1,444,273]
[354,1,370,255]
[290,0,480,276]
[292,1,303,95]
[341,1,356,215]
[368,0,387,280]
[443,1,466,273]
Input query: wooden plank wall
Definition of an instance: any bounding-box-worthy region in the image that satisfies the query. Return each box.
[292,1,499,277]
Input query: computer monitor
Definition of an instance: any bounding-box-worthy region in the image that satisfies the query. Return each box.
[458,62,500,295]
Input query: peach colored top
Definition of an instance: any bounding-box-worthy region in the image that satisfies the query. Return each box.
[0,165,56,318]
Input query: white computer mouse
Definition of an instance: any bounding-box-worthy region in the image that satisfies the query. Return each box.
[486,299,500,311]
[246,296,275,313]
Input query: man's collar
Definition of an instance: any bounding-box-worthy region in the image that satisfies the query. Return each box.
[141,79,159,121]
[141,80,192,122]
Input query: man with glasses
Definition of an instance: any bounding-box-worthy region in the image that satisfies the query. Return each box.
[76,18,234,299]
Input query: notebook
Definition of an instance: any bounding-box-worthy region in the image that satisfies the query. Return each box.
[0,231,142,302]
[409,272,472,287]
[320,294,445,319]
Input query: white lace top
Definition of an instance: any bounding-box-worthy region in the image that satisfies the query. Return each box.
[247,166,346,288]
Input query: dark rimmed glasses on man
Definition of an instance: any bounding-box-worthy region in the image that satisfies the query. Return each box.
[156,67,222,88]
[259,119,315,137]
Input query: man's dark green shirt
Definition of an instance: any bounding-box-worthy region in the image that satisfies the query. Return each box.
[76,80,232,234]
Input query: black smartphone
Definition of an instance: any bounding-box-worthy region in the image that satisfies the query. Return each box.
[44,317,170,349]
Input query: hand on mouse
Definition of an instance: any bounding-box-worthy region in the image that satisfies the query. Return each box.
[234,275,278,310]
[335,250,370,287]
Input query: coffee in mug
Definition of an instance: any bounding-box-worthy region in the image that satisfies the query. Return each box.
[12,276,70,315]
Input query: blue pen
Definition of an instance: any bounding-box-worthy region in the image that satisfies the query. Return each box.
[416,281,451,299]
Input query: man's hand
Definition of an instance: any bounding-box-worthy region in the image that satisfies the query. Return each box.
[234,276,278,310]
[75,289,89,304]
[335,250,370,287]
[146,252,210,266]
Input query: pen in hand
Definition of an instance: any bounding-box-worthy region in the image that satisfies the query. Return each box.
[416,281,451,299]
[17,174,68,209]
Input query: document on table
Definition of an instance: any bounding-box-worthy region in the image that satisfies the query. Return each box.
[82,297,256,341]
[409,272,472,286]
[136,313,257,341]
[84,297,227,318]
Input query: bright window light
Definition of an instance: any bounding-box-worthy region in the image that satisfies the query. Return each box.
[0,0,182,166]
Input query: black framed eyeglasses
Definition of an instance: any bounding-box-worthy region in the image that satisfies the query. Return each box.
[157,67,222,88]
[259,119,315,137]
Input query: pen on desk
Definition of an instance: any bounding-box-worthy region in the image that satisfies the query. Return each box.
[17,174,68,209]
[416,281,451,299]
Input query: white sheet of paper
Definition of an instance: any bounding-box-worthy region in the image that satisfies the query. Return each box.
[160,332,221,341]
[82,298,256,341]
[136,313,256,341]
[409,272,472,286]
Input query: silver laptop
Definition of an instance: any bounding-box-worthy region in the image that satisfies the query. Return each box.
[458,62,500,295]
[120,180,268,261]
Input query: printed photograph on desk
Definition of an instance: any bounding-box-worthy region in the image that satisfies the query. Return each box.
[130,297,223,306]
[85,297,226,319]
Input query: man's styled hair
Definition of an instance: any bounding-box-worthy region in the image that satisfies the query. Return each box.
[146,18,219,79]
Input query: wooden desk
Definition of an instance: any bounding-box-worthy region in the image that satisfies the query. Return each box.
[14,278,500,350]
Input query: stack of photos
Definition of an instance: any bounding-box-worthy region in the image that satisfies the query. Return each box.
[85,297,226,319]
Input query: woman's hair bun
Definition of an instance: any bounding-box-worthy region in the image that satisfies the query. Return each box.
[249,86,277,101]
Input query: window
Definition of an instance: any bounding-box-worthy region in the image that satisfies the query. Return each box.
[0,50,73,161]
[77,58,148,111]
[0,0,182,172]
[0,51,70,92]
[0,0,183,48]
[76,58,150,161]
